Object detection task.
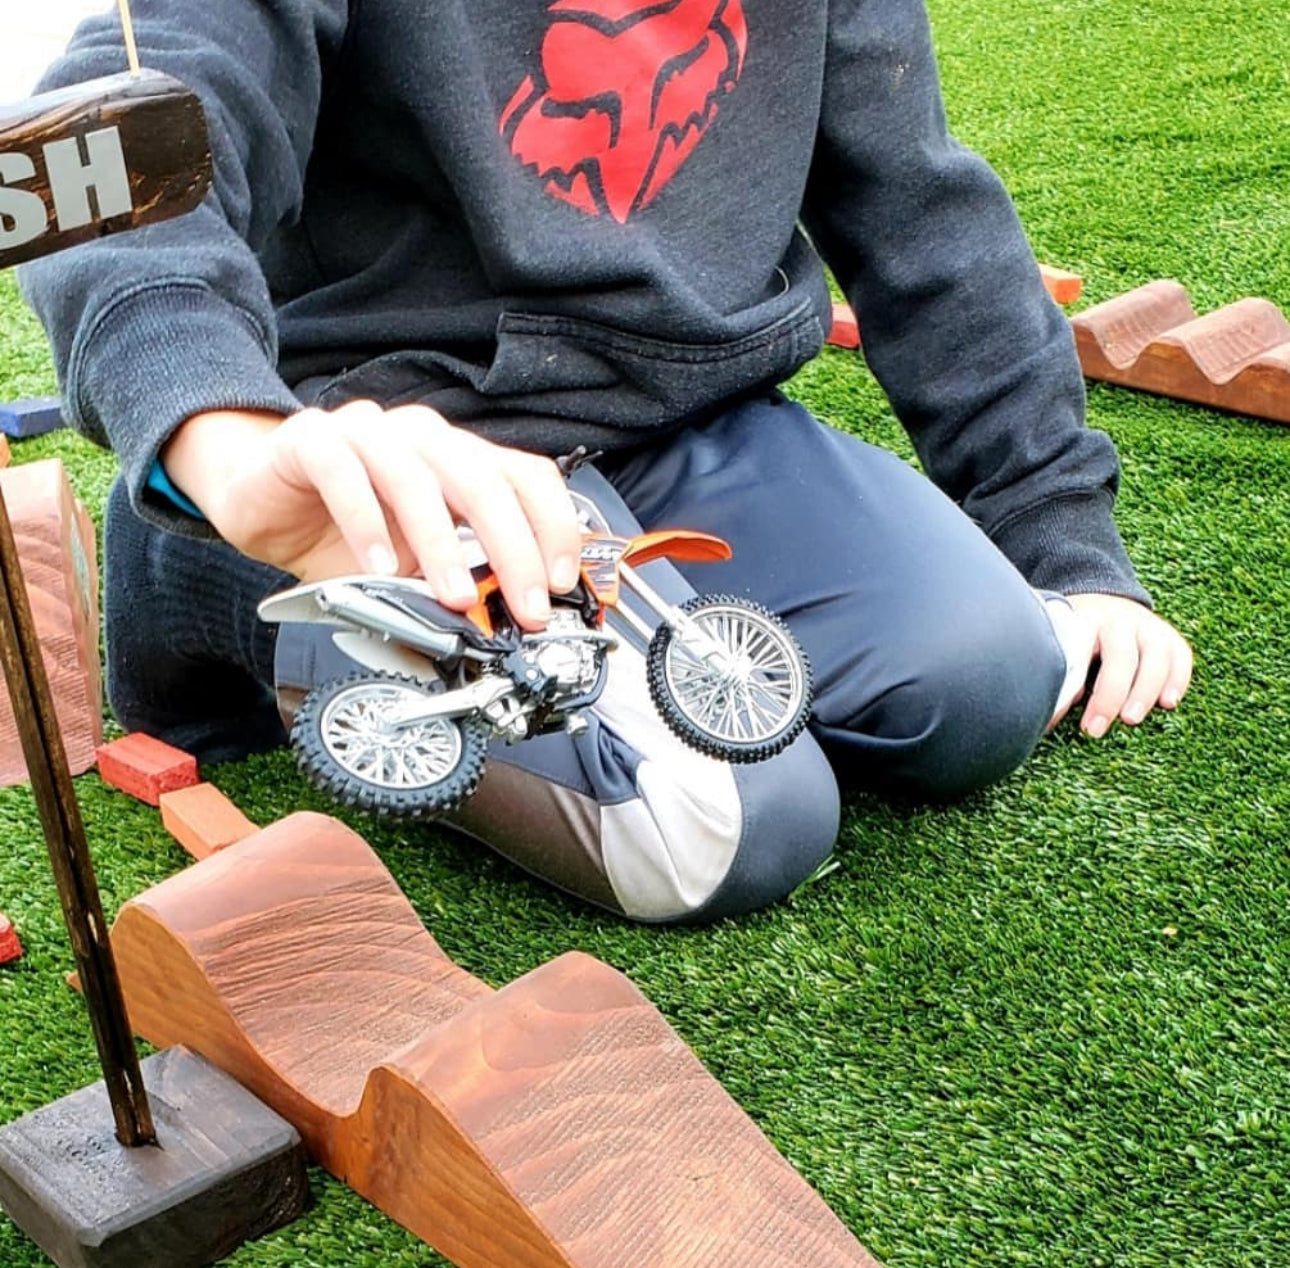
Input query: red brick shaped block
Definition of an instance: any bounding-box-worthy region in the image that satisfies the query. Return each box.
[1040,264,1083,305]
[159,782,257,861]
[96,732,199,806]
[0,460,102,786]
[826,300,860,349]
[0,913,23,965]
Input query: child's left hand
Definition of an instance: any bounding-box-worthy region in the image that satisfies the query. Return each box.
[1048,594,1193,737]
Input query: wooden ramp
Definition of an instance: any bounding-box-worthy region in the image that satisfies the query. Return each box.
[105,812,881,1268]
[1072,280,1290,424]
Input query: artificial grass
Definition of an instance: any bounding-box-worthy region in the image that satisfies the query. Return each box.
[1,0,1288,1264]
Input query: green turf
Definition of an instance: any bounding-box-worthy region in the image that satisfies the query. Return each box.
[2,1,1288,1264]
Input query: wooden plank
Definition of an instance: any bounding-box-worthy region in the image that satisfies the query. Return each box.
[159,783,257,860]
[0,1046,308,1268]
[0,70,211,270]
[102,811,883,1268]
[0,397,64,439]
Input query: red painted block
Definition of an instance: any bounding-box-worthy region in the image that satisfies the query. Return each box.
[0,913,23,965]
[96,732,199,806]
[1040,264,1083,305]
[159,783,257,861]
[826,300,860,350]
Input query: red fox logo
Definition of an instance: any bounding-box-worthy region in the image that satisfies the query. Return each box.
[500,0,748,224]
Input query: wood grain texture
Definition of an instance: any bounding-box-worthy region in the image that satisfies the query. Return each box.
[0,1046,308,1268]
[0,460,100,786]
[0,71,211,270]
[158,783,257,860]
[103,812,882,1268]
[1073,280,1290,424]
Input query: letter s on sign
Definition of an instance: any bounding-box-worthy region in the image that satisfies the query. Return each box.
[0,153,47,251]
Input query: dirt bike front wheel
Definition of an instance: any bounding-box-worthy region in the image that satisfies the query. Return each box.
[292,671,489,818]
[646,595,812,763]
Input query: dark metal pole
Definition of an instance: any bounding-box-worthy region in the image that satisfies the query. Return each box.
[0,483,154,1147]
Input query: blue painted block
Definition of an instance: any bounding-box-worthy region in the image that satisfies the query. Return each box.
[0,397,65,438]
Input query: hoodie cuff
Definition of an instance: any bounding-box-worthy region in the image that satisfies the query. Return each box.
[989,489,1153,608]
[69,281,301,538]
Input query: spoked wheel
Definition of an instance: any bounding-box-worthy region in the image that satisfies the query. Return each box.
[646,595,812,762]
[292,672,488,818]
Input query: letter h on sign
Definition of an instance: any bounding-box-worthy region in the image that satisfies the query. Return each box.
[0,70,212,271]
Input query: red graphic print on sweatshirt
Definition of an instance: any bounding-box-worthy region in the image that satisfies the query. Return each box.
[500,0,749,224]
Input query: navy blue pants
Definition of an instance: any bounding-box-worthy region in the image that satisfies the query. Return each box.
[106,394,1065,922]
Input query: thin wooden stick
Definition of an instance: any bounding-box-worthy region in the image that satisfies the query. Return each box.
[0,484,154,1147]
[117,0,142,76]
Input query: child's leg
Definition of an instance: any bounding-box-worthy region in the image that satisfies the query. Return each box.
[601,393,1068,798]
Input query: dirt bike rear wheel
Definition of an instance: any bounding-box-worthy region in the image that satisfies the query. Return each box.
[293,671,489,818]
[646,595,812,763]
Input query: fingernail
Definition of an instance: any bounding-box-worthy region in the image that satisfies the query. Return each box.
[367,544,398,575]
[1122,701,1145,724]
[1161,691,1179,708]
[524,586,551,622]
[444,567,477,604]
[551,555,579,592]
[1084,714,1109,738]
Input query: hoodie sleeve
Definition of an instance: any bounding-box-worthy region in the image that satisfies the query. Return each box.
[16,0,351,537]
[800,0,1149,603]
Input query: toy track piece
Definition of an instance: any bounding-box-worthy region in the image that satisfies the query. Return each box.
[0,913,22,965]
[825,300,860,349]
[159,782,258,861]
[293,671,489,819]
[647,595,812,763]
[96,731,199,805]
[1039,264,1083,305]
[1073,280,1290,424]
[0,397,64,439]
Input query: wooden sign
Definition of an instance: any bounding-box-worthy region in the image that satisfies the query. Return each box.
[0,70,211,270]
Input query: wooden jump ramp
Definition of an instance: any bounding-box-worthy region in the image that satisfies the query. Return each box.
[102,811,881,1268]
[1072,280,1290,424]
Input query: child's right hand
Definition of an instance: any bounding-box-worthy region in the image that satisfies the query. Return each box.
[160,401,583,630]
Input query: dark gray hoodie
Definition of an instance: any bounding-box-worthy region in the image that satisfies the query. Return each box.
[18,0,1147,602]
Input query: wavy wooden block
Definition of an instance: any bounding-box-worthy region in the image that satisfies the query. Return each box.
[102,812,880,1268]
[1072,280,1290,424]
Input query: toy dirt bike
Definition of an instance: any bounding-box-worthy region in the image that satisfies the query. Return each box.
[258,492,811,819]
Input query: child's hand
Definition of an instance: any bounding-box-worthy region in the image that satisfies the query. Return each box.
[1047,593,1193,737]
[160,401,583,630]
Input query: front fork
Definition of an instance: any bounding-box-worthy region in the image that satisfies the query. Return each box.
[616,562,735,671]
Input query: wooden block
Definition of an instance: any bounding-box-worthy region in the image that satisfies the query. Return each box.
[0,913,22,965]
[1072,280,1290,424]
[1039,263,1083,305]
[0,436,11,468]
[95,733,199,806]
[825,300,861,349]
[101,812,883,1268]
[0,397,64,439]
[0,1045,308,1268]
[0,459,101,786]
[159,783,257,861]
